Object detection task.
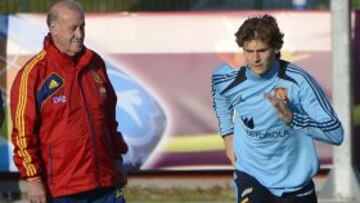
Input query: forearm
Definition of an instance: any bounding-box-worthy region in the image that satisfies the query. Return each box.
[223,134,235,167]
[289,112,343,145]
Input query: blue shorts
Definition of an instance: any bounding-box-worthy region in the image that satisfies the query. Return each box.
[234,170,317,203]
[51,186,126,203]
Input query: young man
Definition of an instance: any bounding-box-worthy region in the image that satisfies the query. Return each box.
[212,14,343,203]
[10,1,128,202]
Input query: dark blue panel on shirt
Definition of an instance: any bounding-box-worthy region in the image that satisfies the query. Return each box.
[36,73,64,109]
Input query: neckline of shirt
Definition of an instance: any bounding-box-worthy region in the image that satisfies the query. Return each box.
[245,60,280,81]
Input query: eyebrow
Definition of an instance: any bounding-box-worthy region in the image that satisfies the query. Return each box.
[244,47,269,52]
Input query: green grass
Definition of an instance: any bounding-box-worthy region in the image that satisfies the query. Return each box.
[123,185,235,202]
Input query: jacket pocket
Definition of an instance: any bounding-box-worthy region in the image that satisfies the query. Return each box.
[47,144,54,185]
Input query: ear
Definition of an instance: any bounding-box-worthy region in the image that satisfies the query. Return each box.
[49,21,57,34]
[49,24,55,32]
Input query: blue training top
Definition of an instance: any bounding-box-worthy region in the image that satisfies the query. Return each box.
[211,60,343,196]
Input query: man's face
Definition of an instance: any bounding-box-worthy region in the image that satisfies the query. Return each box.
[51,8,85,57]
[243,39,277,76]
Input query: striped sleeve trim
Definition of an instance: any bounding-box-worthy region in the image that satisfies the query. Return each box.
[287,66,340,132]
[212,73,234,136]
[289,112,341,132]
[26,176,41,182]
[221,132,234,137]
[15,51,46,177]
[212,72,238,85]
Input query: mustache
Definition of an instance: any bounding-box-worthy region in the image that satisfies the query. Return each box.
[72,38,83,43]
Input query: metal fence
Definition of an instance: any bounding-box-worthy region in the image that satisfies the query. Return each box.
[0,0,357,13]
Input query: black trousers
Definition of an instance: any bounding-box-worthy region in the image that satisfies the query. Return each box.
[234,170,317,203]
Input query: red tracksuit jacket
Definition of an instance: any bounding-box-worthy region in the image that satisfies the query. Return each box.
[10,35,128,197]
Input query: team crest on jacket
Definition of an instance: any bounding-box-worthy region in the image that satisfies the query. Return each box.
[92,72,103,84]
[274,87,288,103]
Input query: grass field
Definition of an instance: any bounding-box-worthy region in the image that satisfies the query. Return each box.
[123,184,235,202]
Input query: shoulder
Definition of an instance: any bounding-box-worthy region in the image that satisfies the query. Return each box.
[16,50,47,78]
[88,48,105,65]
[212,63,238,76]
[11,50,47,92]
[279,60,312,85]
[211,63,240,83]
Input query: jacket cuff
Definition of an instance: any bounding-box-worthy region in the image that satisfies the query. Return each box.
[26,176,41,182]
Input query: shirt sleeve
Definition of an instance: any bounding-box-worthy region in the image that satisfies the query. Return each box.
[10,54,44,180]
[289,71,344,145]
[211,68,234,137]
[99,58,128,155]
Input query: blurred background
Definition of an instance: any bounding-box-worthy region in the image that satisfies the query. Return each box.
[0,0,359,202]
[0,0,359,12]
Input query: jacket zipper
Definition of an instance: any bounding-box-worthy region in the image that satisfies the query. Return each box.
[76,68,101,187]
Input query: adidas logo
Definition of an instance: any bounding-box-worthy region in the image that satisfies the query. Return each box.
[241,116,254,129]
[49,80,59,89]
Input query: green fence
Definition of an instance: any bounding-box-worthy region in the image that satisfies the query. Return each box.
[0,0,358,13]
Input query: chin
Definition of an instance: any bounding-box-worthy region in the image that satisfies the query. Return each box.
[70,48,83,56]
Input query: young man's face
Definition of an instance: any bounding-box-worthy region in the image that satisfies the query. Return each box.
[243,39,277,76]
[51,8,85,57]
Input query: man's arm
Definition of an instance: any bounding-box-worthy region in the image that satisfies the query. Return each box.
[266,69,343,145]
[223,135,235,167]
[99,59,128,155]
[211,67,236,167]
[26,180,47,203]
[97,57,128,187]
[264,93,292,124]
[211,69,235,138]
[10,54,47,202]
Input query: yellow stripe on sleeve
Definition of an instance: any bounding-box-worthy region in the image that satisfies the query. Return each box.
[15,51,46,177]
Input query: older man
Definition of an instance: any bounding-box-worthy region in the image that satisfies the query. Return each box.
[11,1,128,202]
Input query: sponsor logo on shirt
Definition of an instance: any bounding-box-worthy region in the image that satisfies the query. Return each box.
[52,95,67,104]
[49,80,59,89]
[241,116,254,129]
[246,129,290,140]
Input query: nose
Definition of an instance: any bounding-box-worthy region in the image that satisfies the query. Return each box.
[74,26,84,39]
[254,51,260,62]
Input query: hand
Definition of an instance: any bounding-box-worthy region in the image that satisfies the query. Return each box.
[223,135,236,167]
[116,158,128,188]
[26,179,47,203]
[264,93,293,124]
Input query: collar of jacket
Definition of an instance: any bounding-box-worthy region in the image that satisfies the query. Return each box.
[43,33,94,71]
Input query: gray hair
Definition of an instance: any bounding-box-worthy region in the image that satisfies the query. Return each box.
[46,0,83,27]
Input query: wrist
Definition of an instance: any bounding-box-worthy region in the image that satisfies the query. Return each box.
[26,176,41,182]
[286,112,293,125]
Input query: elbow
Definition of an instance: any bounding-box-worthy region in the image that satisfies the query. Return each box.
[332,127,344,146]
[332,137,343,146]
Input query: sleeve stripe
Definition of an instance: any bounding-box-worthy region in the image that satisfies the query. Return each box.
[293,112,338,129]
[292,113,340,132]
[212,72,237,79]
[15,50,46,177]
[212,77,237,85]
[287,66,340,131]
[288,66,335,118]
[212,77,234,135]
[212,73,237,85]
